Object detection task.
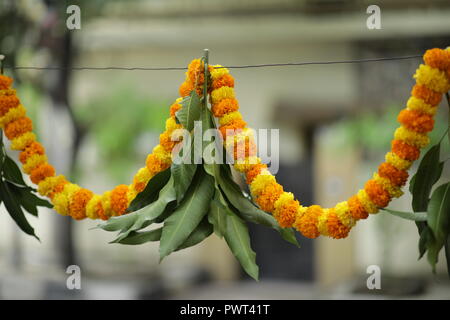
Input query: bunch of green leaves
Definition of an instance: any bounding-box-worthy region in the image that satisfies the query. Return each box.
[0,130,53,240]
[98,91,299,280]
[383,95,450,276]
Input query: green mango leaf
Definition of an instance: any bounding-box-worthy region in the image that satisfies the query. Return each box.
[208,193,230,238]
[171,139,197,204]
[127,168,171,213]
[100,177,176,237]
[7,182,53,216]
[159,169,215,260]
[0,180,38,239]
[411,145,443,212]
[176,91,202,132]
[217,166,299,247]
[224,210,259,280]
[115,228,162,245]
[176,217,213,251]
[408,174,416,195]
[382,208,427,221]
[445,235,450,278]
[427,182,450,271]
[418,226,433,260]
[2,156,27,186]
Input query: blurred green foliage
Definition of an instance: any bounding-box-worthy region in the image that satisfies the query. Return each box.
[75,85,169,182]
[327,104,449,156]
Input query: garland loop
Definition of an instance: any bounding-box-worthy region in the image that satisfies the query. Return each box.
[1,48,450,241]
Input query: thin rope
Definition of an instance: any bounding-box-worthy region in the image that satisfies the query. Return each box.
[2,55,423,71]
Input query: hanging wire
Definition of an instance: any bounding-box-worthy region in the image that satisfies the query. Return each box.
[1,54,423,71]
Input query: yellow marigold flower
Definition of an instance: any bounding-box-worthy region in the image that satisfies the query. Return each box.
[298,205,307,218]
[53,183,80,216]
[86,195,101,220]
[394,126,430,148]
[152,144,172,163]
[23,154,47,174]
[317,208,330,236]
[127,186,138,206]
[165,117,181,133]
[101,191,113,218]
[385,151,412,171]
[406,97,437,116]
[210,65,229,80]
[373,173,403,198]
[234,156,261,173]
[357,189,379,214]
[211,86,235,105]
[132,167,153,193]
[10,132,36,150]
[414,64,450,93]
[0,104,26,128]
[38,175,66,197]
[334,201,356,228]
[249,170,276,196]
[219,111,243,126]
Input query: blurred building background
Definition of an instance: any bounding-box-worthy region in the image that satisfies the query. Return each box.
[1,0,450,299]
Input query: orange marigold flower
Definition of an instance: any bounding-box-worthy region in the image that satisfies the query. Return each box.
[294,205,322,239]
[0,95,20,117]
[179,81,194,97]
[4,117,32,140]
[30,163,55,184]
[212,74,235,90]
[111,184,129,215]
[398,109,434,133]
[233,138,257,161]
[69,189,93,220]
[160,132,176,152]
[246,163,268,184]
[348,195,369,220]
[146,153,170,174]
[274,198,299,228]
[364,179,391,208]
[391,139,420,161]
[170,103,182,117]
[95,201,108,221]
[187,59,205,85]
[424,48,450,70]
[219,119,247,139]
[411,84,442,106]
[211,98,239,117]
[0,75,13,90]
[19,141,45,164]
[256,182,283,212]
[378,162,409,186]
[326,209,350,239]
[49,180,69,199]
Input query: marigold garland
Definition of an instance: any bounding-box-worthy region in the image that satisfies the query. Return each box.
[208,47,450,239]
[0,59,205,221]
[1,48,450,242]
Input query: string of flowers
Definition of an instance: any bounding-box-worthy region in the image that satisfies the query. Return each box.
[209,48,450,239]
[0,61,206,221]
[1,48,450,241]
